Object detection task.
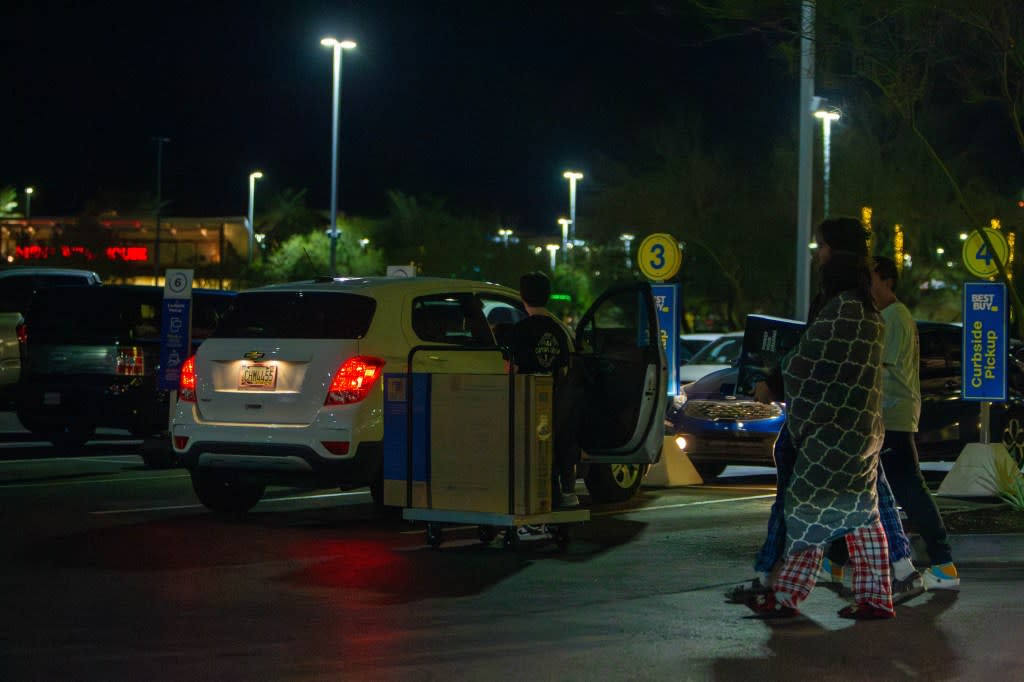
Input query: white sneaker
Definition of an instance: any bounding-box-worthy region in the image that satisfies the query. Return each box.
[923,562,960,591]
[559,491,580,508]
[516,525,550,541]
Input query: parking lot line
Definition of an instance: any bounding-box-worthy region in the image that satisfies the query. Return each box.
[89,489,369,515]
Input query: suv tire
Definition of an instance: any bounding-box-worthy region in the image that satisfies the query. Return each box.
[140,434,177,469]
[190,470,265,513]
[585,463,648,503]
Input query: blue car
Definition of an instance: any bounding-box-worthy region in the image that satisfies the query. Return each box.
[665,321,1024,480]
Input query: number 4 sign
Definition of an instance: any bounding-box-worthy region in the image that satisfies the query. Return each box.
[962,228,1009,278]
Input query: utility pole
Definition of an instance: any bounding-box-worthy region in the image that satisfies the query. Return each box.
[795,1,815,321]
[153,136,170,285]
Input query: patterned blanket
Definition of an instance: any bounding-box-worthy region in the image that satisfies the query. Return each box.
[781,290,885,555]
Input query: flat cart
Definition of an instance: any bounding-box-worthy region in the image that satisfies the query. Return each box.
[394,345,589,549]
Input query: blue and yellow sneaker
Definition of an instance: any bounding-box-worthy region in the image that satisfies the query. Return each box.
[923,562,960,591]
[818,557,845,585]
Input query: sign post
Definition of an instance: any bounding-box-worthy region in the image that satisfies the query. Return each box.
[159,269,194,393]
[633,233,702,487]
[938,281,1019,496]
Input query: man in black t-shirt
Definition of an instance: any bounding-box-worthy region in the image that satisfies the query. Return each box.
[507,271,580,508]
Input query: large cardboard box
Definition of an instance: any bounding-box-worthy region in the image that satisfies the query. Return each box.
[513,374,553,515]
[429,373,511,513]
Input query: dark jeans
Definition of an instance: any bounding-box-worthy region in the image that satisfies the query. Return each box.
[879,430,954,566]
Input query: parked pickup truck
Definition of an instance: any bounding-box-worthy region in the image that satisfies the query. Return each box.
[0,267,103,404]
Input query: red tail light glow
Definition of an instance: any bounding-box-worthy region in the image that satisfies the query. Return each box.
[174,435,189,450]
[179,355,197,402]
[16,323,27,345]
[325,356,386,405]
[116,346,145,376]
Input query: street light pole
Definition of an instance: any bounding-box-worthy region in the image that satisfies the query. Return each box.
[814,109,840,219]
[619,232,635,269]
[321,37,357,275]
[247,171,263,266]
[557,218,572,263]
[545,244,560,272]
[153,136,170,285]
[22,187,33,250]
[562,171,583,244]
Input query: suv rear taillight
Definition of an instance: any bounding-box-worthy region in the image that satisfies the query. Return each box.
[116,347,145,376]
[325,356,386,405]
[179,355,197,402]
[15,322,27,345]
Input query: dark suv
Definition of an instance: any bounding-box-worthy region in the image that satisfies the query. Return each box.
[16,285,235,465]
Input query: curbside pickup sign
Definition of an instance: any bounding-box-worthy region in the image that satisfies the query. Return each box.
[962,281,1007,402]
[159,269,194,390]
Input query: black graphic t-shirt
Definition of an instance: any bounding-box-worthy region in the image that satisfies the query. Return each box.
[507,314,571,375]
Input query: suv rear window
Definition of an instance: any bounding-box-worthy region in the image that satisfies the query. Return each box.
[213,291,375,339]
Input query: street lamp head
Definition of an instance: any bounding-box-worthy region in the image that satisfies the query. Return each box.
[546,244,560,253]
[250,171,264,180]
[563,171,583,181]
[619,232,634,242]
[321,37,357,49]
[557,218,572,228]
[25,187,34,195]
[814,109,841,122]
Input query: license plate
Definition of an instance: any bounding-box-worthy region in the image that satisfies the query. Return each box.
[43,392,61,406]
[240,364,277,389]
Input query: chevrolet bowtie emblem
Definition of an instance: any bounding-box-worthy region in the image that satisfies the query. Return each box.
[243,351,265,361]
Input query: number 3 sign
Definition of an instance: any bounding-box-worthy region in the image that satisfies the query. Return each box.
[962,228,1009,278]
[636,233,681,282]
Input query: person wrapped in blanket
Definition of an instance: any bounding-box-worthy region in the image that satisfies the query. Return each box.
[745,219,895,620]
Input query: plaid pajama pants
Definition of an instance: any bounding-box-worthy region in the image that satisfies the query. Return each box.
[754,426,912,574]
[773,519,895,614]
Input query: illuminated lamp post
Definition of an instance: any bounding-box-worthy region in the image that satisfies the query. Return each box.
[320,36,357,274]
[23,187,33,248]
[562,171,583,243]
[619,232,635,269]
[497,227,513,247]
[557,218,572,262]
[814,108,840,219]
[246,171,263,266]
[545,243,560,272]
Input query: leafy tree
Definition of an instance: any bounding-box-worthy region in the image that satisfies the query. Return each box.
[246,229,384,286]
[0,186,19,217]
[256,188,325,253]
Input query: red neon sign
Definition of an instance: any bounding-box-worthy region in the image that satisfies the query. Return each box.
[15,245,149,262]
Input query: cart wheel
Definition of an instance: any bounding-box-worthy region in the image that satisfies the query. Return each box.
[503,527,520,549]
[478,525,499,544]
[426,523,443,548]
[552,524,571,551]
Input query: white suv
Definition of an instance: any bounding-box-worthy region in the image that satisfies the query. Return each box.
[172,276,667,512]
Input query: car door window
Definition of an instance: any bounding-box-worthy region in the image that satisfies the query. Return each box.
[411,293,492,346]
[479,295,526,346]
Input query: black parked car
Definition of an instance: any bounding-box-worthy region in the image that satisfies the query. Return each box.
[16,285,235,465]
[665,321,1024,479]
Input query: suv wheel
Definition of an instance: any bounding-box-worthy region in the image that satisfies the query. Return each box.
[190,470,265,513]
[140,434,176,469]
[584,463,647,503]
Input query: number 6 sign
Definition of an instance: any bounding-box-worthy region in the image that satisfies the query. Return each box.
[636,233,681,282]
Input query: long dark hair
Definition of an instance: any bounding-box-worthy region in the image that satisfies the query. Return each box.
[808,251,875,323]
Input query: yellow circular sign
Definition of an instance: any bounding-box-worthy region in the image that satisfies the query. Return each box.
[962,228,1009,278]
[636,233,681,281]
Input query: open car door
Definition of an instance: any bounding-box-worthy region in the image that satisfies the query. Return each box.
[575,281,667,465]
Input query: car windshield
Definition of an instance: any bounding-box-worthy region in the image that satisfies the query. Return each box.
[688,336,743,365]
[213,291,376,339]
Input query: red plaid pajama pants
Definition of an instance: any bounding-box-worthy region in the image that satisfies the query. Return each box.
[774,519,894,614]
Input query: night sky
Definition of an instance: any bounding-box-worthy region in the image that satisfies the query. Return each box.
[4,1,790,235]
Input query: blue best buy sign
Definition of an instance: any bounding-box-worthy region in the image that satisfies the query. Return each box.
[962,281,1007,402]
